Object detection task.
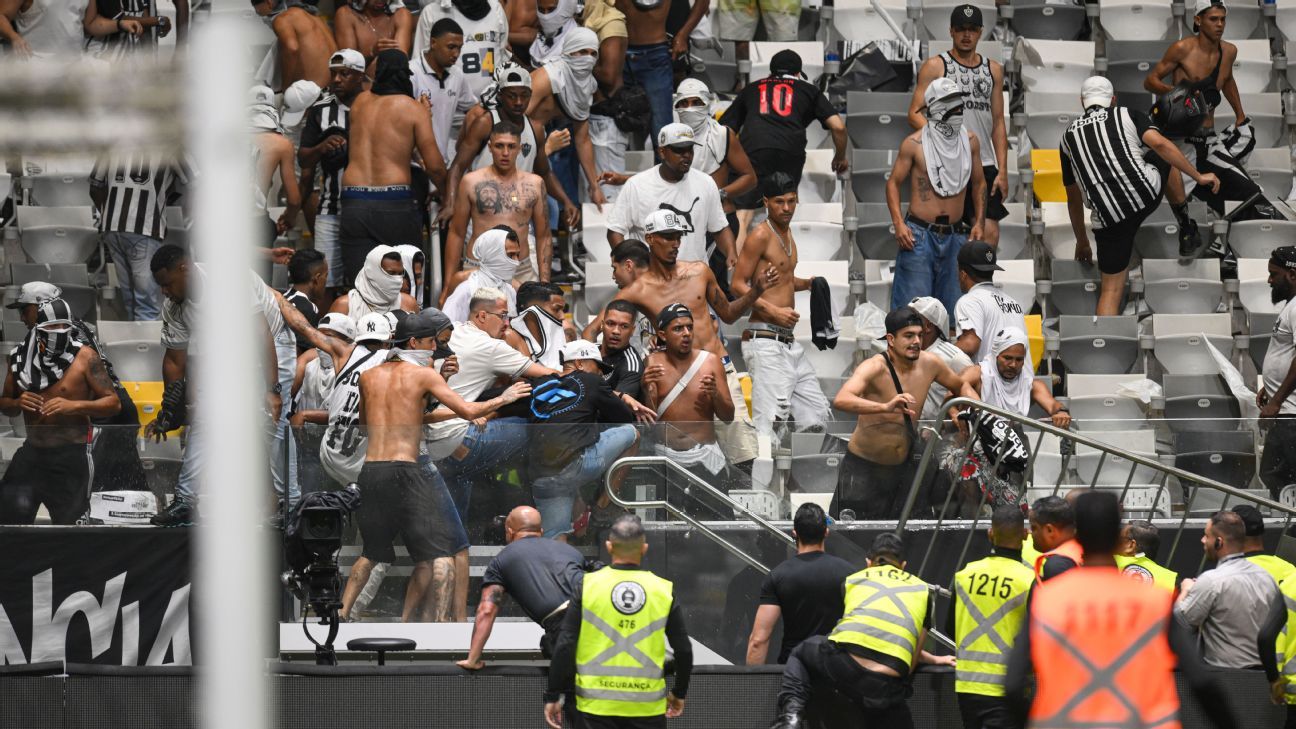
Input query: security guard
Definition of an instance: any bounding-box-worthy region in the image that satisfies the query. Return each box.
[951,505,1034,729]
[1029,495,1083,581]
[1235,504,1296,585]
[544,514,692,729]
[771,533,952,729]
[1259,573,1296,717]
[1005,491,1237,729]
[1115,519,1179,592]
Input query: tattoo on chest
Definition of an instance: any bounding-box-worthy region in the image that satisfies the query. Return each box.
[474,179,538,216]
[915,172,933,202]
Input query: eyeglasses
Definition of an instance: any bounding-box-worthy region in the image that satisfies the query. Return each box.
[484,311,511,322]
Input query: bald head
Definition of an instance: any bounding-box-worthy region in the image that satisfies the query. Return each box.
[606,514,648,563]
[505,506,543,543]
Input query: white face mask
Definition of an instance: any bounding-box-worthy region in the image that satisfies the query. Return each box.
[538,6,571,36]
[393,348,436,367]
[927,97,965,139]
[316,348,335,372]
[676,106,710,136]
[566,54,597,79]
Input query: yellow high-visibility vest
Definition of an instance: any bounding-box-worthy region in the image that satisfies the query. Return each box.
[953,554,1034,696]
[575,566,673,717]
[829,564,930,672]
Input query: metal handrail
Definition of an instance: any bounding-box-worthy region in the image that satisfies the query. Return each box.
[870,0,912,47]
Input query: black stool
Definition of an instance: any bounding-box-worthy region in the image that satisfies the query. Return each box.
[346,637,417,666]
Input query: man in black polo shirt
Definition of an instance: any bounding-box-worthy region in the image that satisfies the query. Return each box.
[598,299,644,402]
[283,249,327,354]
[457,505,589,669]
[747,502,855,664]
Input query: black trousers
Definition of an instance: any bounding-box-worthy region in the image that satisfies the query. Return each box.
[957,693,1013,729]
[577,713,665,729]
[778,636,914,729]
[1261,418,1296,500]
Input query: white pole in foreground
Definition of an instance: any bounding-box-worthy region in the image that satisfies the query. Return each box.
[189,20,272,729]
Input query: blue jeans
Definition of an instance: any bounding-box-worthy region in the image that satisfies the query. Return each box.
[418,453,470,554]
[176,420,202,504]
[269,340,299,508]
[435,416,529,519]
[532,424,637,538]
[890,220,966,319]
[102,231,163,320]
[623,43,675,146]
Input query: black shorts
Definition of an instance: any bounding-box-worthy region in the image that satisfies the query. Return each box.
[1093,202,1158,275]
[830,449,917,521]
[338,189,423,284]
[963,165,1009,226]
[0,442,91,524]
[735,147,807,210]
[356,460,467,563]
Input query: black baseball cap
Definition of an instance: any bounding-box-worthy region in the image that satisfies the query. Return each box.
[879,306,925,339]
[958,240,1004,274]
[1271,245,1296,271]
[950,4,984,28]
[1232,504,1265,537]
[656,302,693,331]
[769,50,804,77]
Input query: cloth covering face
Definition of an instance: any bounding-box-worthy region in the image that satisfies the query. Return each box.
[921,79,971,198]
[542,27,599,122]
[371,49,415,97]
[394,244,425,297]
[353,245,405,312]
[11,298,84,393]
[443,228,520,321]
[978,326,1032,415]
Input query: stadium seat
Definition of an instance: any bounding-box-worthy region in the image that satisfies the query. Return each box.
[921,1,999,38]
[995,260,1037,312]
[95,320,163,344]
[751,42,825,81]
[21,172,91,207]
[845,92,913,152]
[1013,39,1096,92]
[1028,431,1070,490]
[790,220,845,260]
[1216,94,1284,147]
[794,261,850,314]
[693,42,738,92]
[1023,91,1080,150]
[1245,147,1293,202]
[1151,313,1234,375]
[581,204,609,263]
[580,262,616,321]
[1278,0,1296,42]
[1237,258,1279,315]
[996,203,1030,261]
[1140,259,1224,315]
[1066,373,1150,430]
[1031,151,1068,204]
[863,259,894,308]
[15,205,99,265]
[797,332,858,378]
[1174,430,1256,512]
[1249,310,1277,370]
[9,262,89,286]
[850,149,899,204]
[1008,2,1086,40]
[854,203,900,260]
[1039,202,1085,260]
[1227,40,1277,92]
[1098,0,1176,41]
[1163,374,1241,433]
[1058,315,1141,374]
[1228,219,1296,259]
[1049,262,1107,317]
[795,203,844,225]
[1132,202,1209,260]
[103,340,165,382]
[1185,3,1261,39]
[799,150,840,203]
[1101,40,1168,98]
[831,0,915,45]
[1073,429,1162,484]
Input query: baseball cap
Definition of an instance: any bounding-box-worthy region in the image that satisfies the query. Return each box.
[924,77,963,108]
[1232,504,1265,537]
[950,3,983,27]
[908,296,950,341]
[560,340,612,373]
[248,85,275,106]
[656,302,693,331]
[6,281,62,309]
[880,306,925,339]
[395,307,452,341]
[355,312,394,343]
[769,49,804,77]
[494,62,533,89]
[281,80,322,128]
[644,209,689,236]
[1271,245,1296,270]
[958,240,1005,274]
[318,313,357,342]
[329,48,366,73]
[1194,0,1225,15]
[1080,76,1115,109]
[657,122,700,149]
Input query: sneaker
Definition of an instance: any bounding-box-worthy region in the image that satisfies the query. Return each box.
[1177,218,1201,259]
[150,500,195,527]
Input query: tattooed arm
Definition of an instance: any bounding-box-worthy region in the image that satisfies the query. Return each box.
[457,584,506,669]
[707,262,772,323]
[532,178,552,282]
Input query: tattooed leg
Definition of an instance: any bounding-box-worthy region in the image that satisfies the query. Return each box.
[424,556,456,623]
[403,561,433,623]
[341,556,375,621]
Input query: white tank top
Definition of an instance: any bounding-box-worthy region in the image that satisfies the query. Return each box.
[319,345,385,486]
[692,120,730,177]
[473,108,539,173]
[509,306,566,370]
[16,0,88,58]
[941,52,997,168]
[297,354,334,412]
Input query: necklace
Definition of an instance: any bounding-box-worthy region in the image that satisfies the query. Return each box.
[766,220,792,258]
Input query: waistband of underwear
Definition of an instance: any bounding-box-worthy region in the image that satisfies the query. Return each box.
[341,185,412,200]
[745,322,794,338]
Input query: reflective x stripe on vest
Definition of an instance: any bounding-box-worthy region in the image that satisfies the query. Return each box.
[575,567,672,718]
[1279,589,1296,704]
[830,568,928,669]
[1031,618,1178,729]
[954,582,1028,694]
[578,609,669,682]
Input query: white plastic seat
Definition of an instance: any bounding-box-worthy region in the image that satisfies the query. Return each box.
[1058,315,1140,373]
[95,320,163,344]
[1132,202,1209,260]
[994,260,1036,312]
[997,203,1029,261]
[9,262,89,285]
[845,92,913,152]
[1152,313,1234,375]
[854,203,899,260]
[790,221,844,261]
[1049,261,1104,317]
[1140,259,1224,315]
[15,205,99,265]
[581,261,617,321]
[1162,373,1241,432]
[1039,202,1086,260]
[1013,39,1095,93]
[1215,94,1283,147]
[1228,219,1296,259]
[1098,0,1176,41]
[794,261,850,315]
[22,172,91,207]
[1242,147,1292,202]
[1237,258,1279,315]
[851,149,899,204]
[1074,430,1160,482]
[864,259,895,308]
[799,150,840,203]
[1101,40,1167,99]
[922,1,999,39]
[1184,3,1261,39]
[692,42,737,92]
[1278,0,1296,42]
[1028,431,1068,490]
[794,203,844,226]
[1024,92,1080,150]
[832,0,914,45]
[1009,3,1086,40]
[582,203,609,263]
[1226,40,1275,92]
[101,340,164,382]
[751,42,824,82]
[1066,373,1150,429]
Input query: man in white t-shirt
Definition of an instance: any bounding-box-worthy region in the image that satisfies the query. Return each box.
[410,17,479,161]
[1259,246,1296,498]
[953,240,1029,367]
[909,296,973,422]
[411,0,509,97]
[605,123,737,267]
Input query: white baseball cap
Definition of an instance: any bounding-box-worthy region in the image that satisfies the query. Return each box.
[560,340,612,372]
[355,312,394,343]
[6,281,62,309]
[644,209,689,235]
[318,312,357,342]
[657,122,700,149]
[907,296,950,341]
[329,48,366,73]
[248,84,275,106]
[281,80,322,128]
[1194,0,1225,15]
[1080,76,1115,109]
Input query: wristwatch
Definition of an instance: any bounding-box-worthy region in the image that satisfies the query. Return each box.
[718,188,729,201]
[269,382,283,395]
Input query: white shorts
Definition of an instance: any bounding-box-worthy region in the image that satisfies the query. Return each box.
[714,0,801,42]
[314,214,344,288]
[741,335,831,436]
[589,113,628,204]
[655,441,726,475]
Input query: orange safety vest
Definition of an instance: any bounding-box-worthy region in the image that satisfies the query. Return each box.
[1034,538,1084,581]
[1028,567,1181,729]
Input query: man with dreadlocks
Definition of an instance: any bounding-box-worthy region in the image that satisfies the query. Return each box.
[0,298,122,524]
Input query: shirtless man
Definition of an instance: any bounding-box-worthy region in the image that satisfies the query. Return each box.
[333,0,413,64]
[0,298,120,525]
[251,0,337,89]
[352,311,530,621]
[887,77,987,319]
[251,87,303,245]
[444,122,551,289]
[443,63,578,228]
[614,0,709,141]
[338,49,448,284]
[611,209,776,468]
[731,173,831,438]
[831,306,977,520]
